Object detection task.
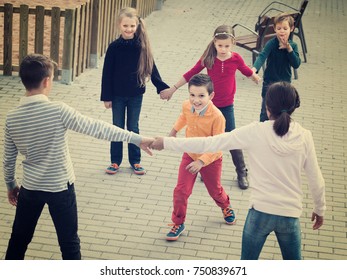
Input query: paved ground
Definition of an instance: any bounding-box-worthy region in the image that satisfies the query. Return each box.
[0,0,346,260]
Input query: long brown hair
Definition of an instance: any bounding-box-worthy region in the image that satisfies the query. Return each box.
[201,25,235,69]
[117,7,154,87]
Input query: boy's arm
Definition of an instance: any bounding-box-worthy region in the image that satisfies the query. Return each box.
[169,128,178,137]
[60,103,143,148]
[253,39,275,72]
[287,42,301,69]
[7,187,20,206]
[172,103,188,133]
[3,122,19,191]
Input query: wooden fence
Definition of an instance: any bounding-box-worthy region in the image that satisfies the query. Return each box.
[0,0,162,84]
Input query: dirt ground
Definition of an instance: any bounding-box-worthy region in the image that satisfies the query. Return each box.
[0,0,89,69]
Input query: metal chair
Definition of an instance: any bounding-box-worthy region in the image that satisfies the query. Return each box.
[256,0,309,62]
[232,1,309,80]
[232,15,277,65]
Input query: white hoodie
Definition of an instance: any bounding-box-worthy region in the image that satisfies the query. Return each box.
[164,121,326,218]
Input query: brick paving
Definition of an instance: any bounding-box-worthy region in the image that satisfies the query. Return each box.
[0,0,346,260]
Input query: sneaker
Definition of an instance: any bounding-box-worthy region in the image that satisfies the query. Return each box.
[166,223,185,241]
[106,163,119,174]
[222,206,236,225]
[131,163,146,175]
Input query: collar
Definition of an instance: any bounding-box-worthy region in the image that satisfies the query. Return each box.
[19,94,49,106]
[190,102,210,116]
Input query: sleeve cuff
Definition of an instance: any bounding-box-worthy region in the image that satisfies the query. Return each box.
[6,180,18,191]
[130,133,142,147]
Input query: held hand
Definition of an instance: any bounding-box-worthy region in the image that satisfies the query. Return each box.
[7,186,20,206]
[168,129,177,138]
[104,101,112,109]
[160,87,176,101]
[150,137,164,150]
[185,160,204,174]
[311,212,324,230]
[250,72,261,84]
[140,137,154,156]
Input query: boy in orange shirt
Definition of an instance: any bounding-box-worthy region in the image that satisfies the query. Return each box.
[166,74,236,241]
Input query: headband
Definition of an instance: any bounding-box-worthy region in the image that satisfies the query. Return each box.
[214,32,235,39]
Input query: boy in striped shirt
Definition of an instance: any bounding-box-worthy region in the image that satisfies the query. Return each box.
[3,54,153,259]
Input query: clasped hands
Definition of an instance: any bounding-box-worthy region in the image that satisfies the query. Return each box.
[141,137,203,175]
[140,136,164,155]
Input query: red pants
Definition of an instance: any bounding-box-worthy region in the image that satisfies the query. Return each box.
[172,153,230,225]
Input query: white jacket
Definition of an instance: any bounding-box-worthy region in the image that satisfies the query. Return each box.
[164,121,326,217]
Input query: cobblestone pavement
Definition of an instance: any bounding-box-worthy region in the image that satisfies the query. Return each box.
[0,0,346,260]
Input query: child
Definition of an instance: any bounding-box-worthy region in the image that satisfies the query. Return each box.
[165,74,236,241]
[101,7,169,175]
[252,12,301,122]
[160,25,260,190]
[152,82,326,259]
[3,54,153,260]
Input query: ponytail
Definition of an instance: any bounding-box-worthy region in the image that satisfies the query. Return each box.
[266,82,300,137]
[273,111,292,137]
[201,41,217,69]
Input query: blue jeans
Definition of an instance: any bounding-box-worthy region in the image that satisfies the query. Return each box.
[111,95,143,166]
[241,208,302,260]
[217,105,235,132]
[5,184,81,260]
[260,82,270,122]
[218,105,247,174]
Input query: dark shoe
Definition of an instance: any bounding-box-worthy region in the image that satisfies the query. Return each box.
[230,149,249,190]
[237,173,249,190]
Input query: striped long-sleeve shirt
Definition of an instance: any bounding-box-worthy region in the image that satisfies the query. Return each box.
[3,94,142,192]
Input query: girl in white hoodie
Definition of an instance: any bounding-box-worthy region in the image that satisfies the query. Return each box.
[151,81,326,260]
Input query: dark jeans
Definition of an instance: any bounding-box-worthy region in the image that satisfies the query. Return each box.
[111,95,143,166]
[217,104,235,132]
[5,183,81,260]
[260,82,271,122]
[218,104,247,175]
